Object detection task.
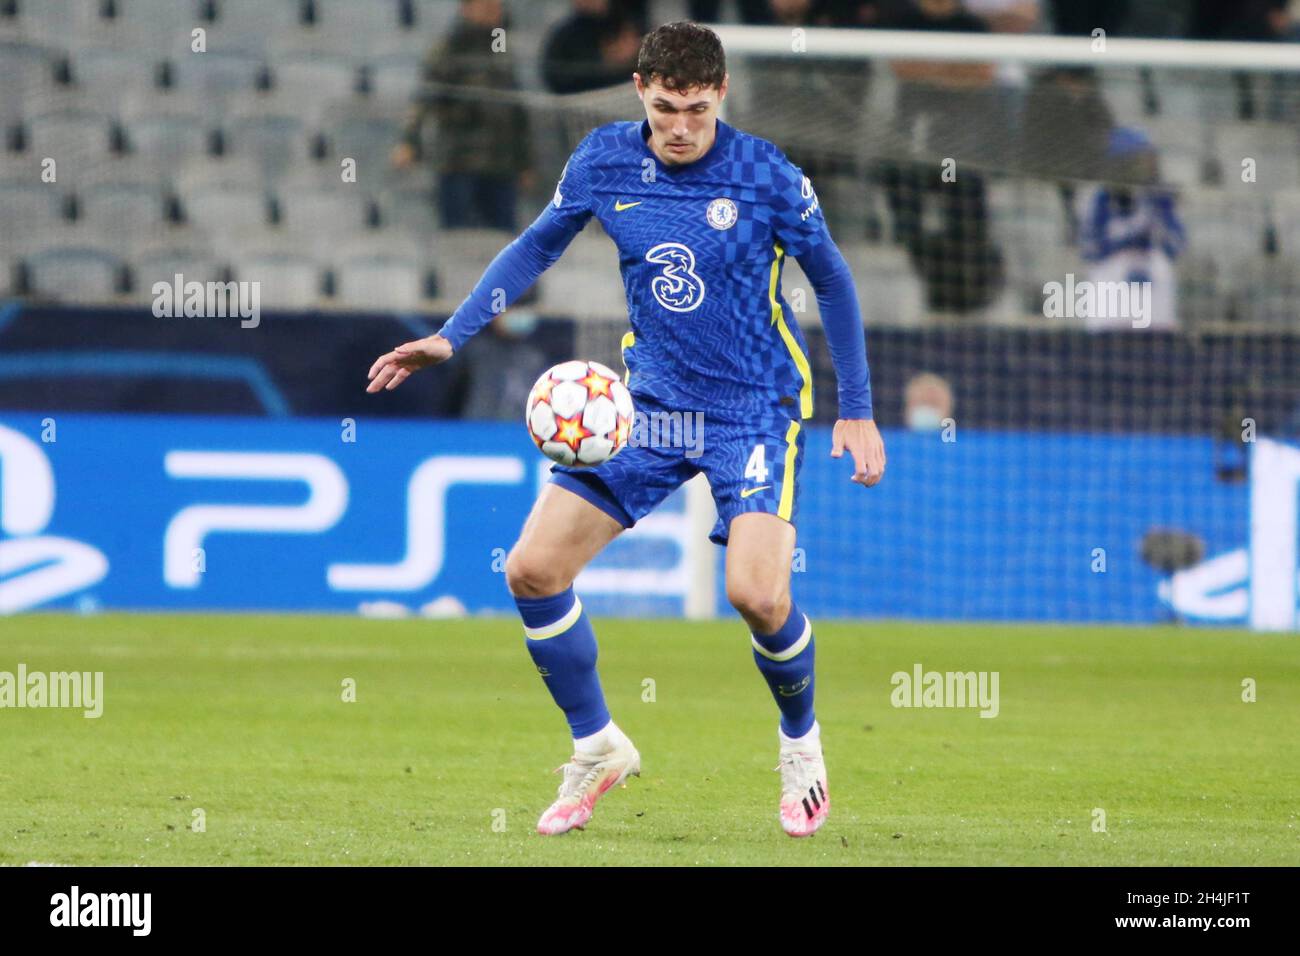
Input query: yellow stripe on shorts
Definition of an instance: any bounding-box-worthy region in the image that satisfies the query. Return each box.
[778,420,800,521]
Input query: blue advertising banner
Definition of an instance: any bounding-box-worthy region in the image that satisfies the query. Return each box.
[0,413,1290,627]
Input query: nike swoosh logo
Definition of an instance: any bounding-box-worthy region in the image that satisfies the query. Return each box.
[614,200,642,212]
[740,485,771,499]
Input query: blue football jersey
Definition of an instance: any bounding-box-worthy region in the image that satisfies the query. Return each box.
[544,118,829,421]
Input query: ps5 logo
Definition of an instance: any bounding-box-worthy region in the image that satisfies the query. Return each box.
[0,424,108,613]
[163,452,524,592]
[1158,437,1300,631]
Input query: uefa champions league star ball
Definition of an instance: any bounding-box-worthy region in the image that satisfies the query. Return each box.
[525,360,635,466]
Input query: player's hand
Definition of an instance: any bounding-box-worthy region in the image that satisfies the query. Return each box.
[366,335,453,393]
[831,418,885,487]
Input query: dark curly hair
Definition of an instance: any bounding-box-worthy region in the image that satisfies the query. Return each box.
[636,21,726,93]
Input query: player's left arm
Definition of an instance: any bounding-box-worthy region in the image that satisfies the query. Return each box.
[769,153,884,487]
[797,238,885,487]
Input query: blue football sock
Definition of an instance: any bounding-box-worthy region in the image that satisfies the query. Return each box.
[516,586,610,739]
[751,603,816,739]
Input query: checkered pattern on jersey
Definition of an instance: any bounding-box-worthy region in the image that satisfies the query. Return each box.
[542,120,830,423]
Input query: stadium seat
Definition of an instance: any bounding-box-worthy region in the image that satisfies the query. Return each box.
[368,54,423,111]
[377,187,437,239]
[72,48,164,112]
[537,231,625,320]
[306,0,413,58]
[1144,116,1206,157]
[230,252,322,309]
[79,182,169,243]
[837,243,926,326]
[180,182,272,240]
[131,246,225,299]
[336,254,425,311]
[1271,190,1300,257]
[0,181,66,257]
[265,54,359,124]
[12,0,108,46]
[0,42,58,124]
[23,110,117,165]
[411,0,458,34]
[206,0,307,56]
[224,113,309,181]
[113,0,206,54]
[322,114,401,185]
[1212,122,1300,191]
[278,183,376,255]
[26,246,124,301]
[1159,150,1204,188]
[1183,190,1270,264]
[167,51,266,117]
[122,113,211,180]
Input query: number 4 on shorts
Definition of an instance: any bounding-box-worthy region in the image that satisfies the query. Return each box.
[745,443,769,484]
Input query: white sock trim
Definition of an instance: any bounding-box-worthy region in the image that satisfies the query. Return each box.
[780,720,821,748]
[574,719,626,753]
[523,595,583,640]
[751,614,811,662]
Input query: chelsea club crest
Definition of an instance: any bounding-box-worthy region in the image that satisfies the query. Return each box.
[706,197,738,230]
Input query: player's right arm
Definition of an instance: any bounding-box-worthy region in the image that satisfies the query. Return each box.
[367,133,597,393]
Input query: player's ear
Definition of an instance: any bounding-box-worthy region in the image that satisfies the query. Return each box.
[633,72,645,98]
[718,73,729,102]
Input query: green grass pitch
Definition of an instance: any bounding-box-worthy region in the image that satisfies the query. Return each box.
[2,612,1297,866]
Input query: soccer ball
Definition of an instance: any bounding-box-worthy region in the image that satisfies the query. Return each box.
[526,360,634,466]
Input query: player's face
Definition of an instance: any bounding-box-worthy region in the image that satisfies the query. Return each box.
[634,74,729,166]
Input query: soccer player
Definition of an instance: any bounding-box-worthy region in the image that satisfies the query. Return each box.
[366,21,885,837]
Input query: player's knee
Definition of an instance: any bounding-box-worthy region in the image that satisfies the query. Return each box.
[727,584,790,634]
[504,546,569,598]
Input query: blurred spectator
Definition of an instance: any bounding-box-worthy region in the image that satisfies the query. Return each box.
[689,0,884,26]
[883,0,999,158]
[1021,68,1113,182]
[745,0,873,191]
[963,0,1041,33]
[1191,0,1295,121]
[455,289,550,420]
[1189,0,1290,39]
[879,0,1005,313]
[689,0,782,22]
[1077,128,1186,330]
[1047,0,1128,35]
[542,0,642,94]
[881,162,1006,313]
[392,0,532,231]
[903,372,954,431]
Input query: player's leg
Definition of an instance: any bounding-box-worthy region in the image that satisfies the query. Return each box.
[506,482,624,750]
[709,418,828,836]
[725,512,816,744]
[504,483,640,835]
[725,514,828,837]
[508,429,695,834]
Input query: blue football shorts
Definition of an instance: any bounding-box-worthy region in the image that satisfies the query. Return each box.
[549,393,806,546]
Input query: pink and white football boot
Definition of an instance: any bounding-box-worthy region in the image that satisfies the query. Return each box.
[536,737,641,835]
[777,736,830,837]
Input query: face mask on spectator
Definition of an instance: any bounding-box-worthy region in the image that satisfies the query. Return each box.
[906,404,945,431]
[503,311,539,336]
